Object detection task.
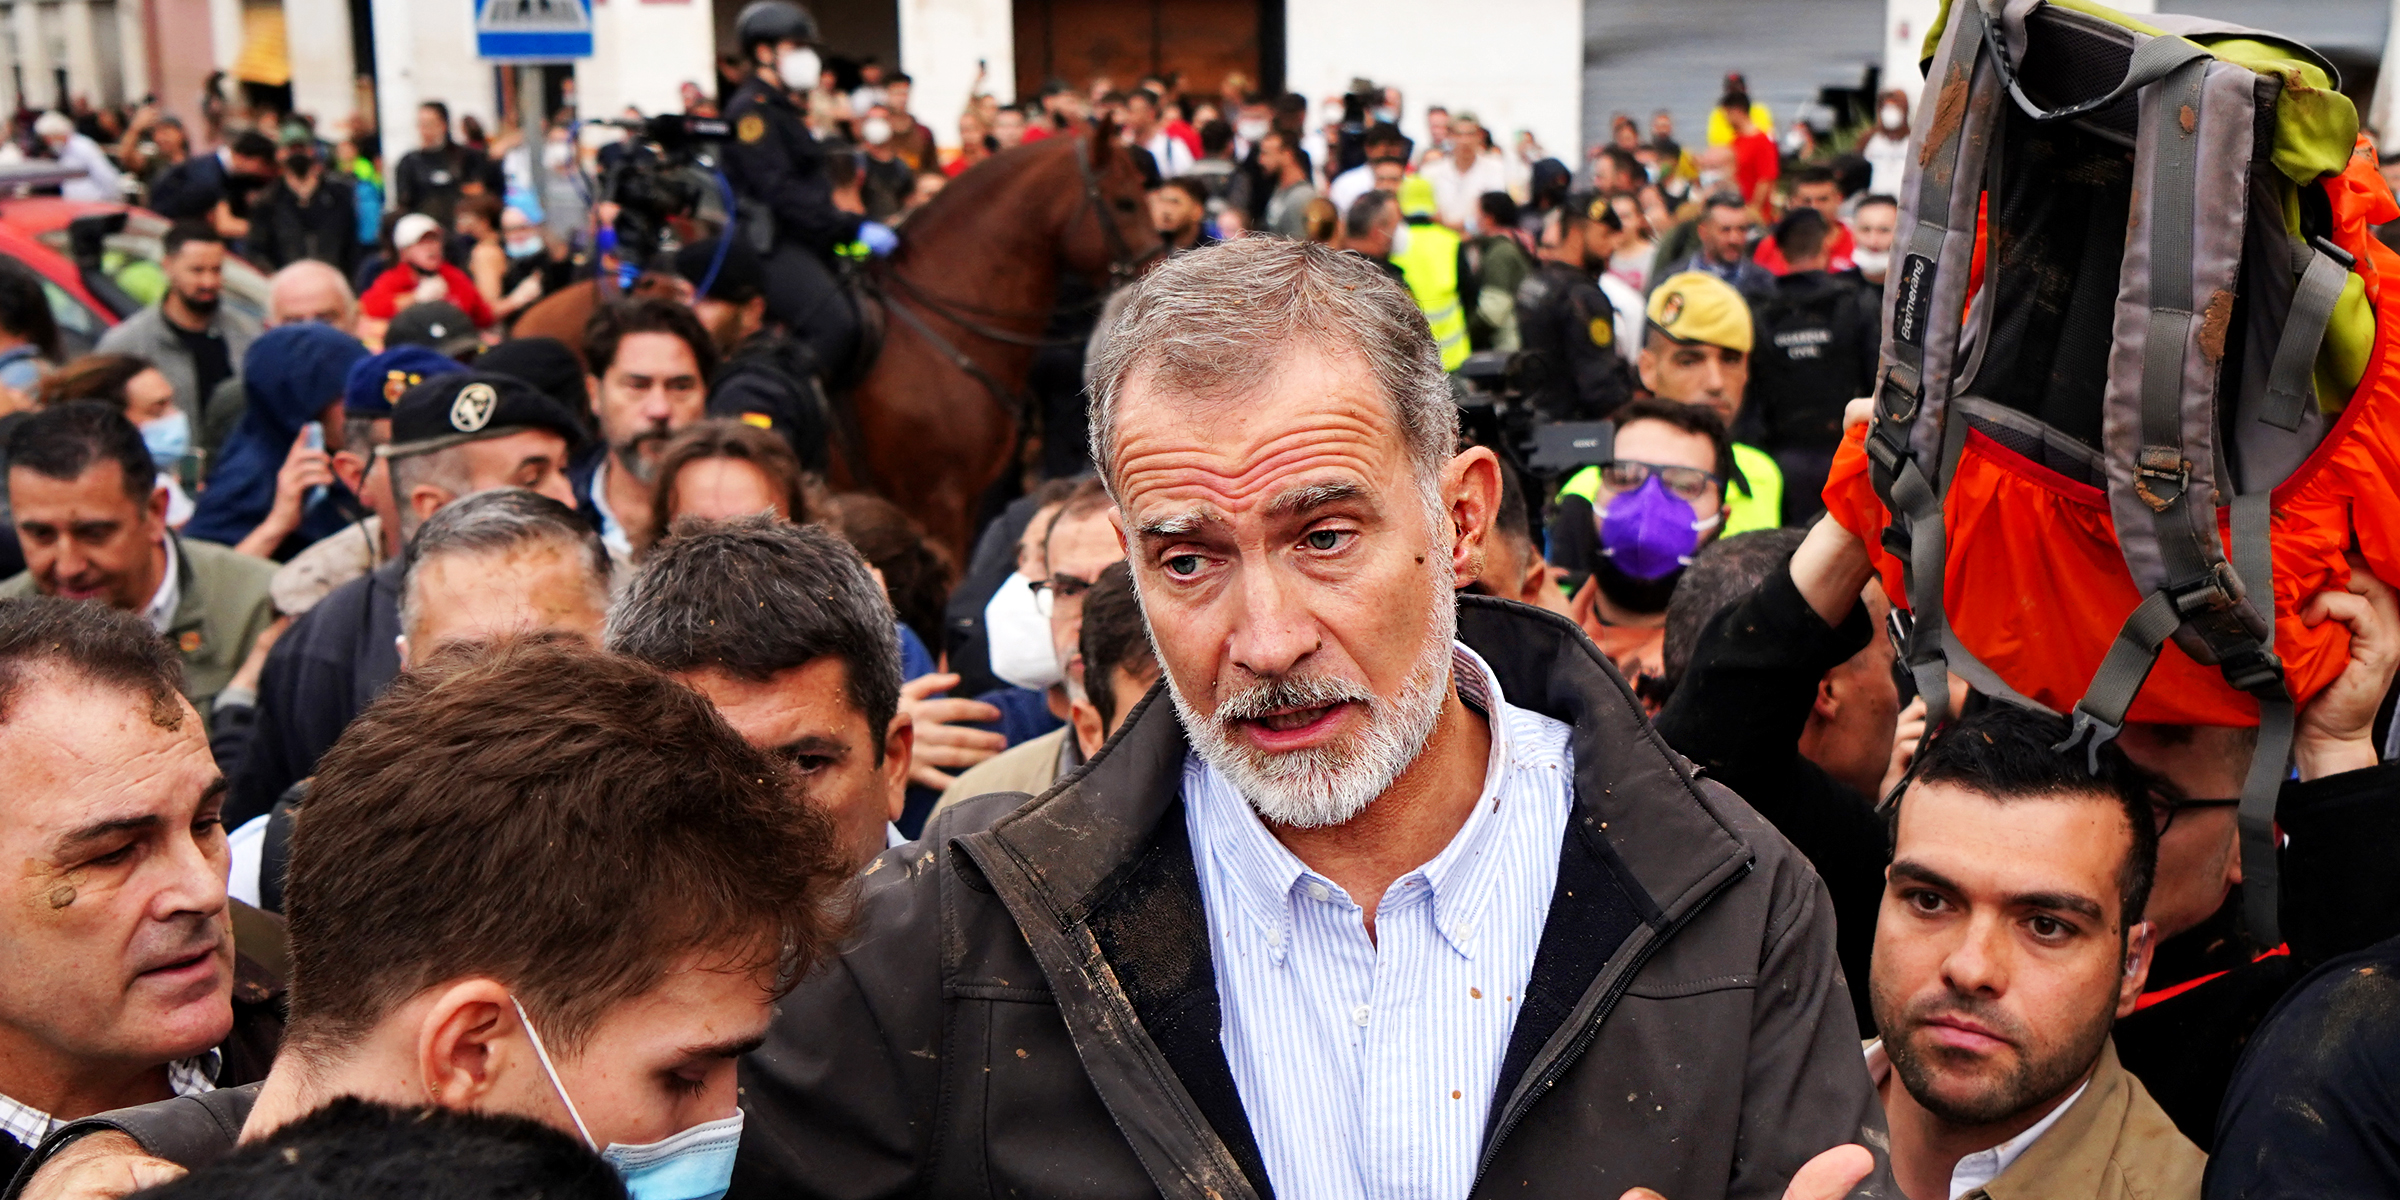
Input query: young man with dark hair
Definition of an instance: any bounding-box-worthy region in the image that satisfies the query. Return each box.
[145,132,279,236]
[1755,164,1854,275]
[1746,206,1879,524]
[607,514,914,869]
[96,222,262,424]
[390,100,499,229]
[1066,560,1159,757]
[0,403,276,711]
[1659,192,1776,304]
[0,597,285,1180]
[1543,398,1734,696]
[1871,701,2200,1200]
[572,298,719,563]
[13,635,851,1197]
[1149,177,1215,253]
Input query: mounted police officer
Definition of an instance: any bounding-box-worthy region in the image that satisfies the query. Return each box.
[722,0,890,380]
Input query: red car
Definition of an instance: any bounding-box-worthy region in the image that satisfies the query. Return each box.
[0,165,271,356]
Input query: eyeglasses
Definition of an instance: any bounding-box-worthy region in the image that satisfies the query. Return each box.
[1029,571,1094,617]
[2148,791,2241,835]
[1599,459,1722,504]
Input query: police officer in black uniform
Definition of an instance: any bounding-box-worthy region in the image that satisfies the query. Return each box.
[721,0,892,380]
[1514,193,1636,421]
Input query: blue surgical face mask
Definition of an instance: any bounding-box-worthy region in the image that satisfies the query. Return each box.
[1597,474,1721,580]
[513,996,744,1200]
[140,409,191,465]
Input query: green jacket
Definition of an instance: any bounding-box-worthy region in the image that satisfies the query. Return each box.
[0,533,278,711]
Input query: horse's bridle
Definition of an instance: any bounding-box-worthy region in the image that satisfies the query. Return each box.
[1072,135,1166,286]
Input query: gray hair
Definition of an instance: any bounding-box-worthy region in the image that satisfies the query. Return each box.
[605,515,902,763]
[388,446,476,544]
[398,488,612,643]
[1343,191,1393,240]
[1086,238,1456,498]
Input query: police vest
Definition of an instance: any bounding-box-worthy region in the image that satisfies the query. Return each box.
[1557,442,1785,537]
[1393,221,1469,370]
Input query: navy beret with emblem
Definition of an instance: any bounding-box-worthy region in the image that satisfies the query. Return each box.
[382,371,588,460]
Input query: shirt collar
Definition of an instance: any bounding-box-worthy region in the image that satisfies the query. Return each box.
[1186,642,1518,962]
[144,534,180,634]
[587,455,633,560]
[0,1051,219,1149]
[1863,1040,2091,1200]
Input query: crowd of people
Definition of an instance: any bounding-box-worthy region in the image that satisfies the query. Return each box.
[0,8,2393,1199]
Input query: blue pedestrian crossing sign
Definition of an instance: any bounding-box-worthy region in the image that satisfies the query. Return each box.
[475,0,592,61]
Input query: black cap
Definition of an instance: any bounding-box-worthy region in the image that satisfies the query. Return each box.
[386,301,481,358]
[382,371,588,459]
[673,236,766,305]
[475,336,591,415]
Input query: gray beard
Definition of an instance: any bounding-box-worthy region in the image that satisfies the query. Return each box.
[1168,558,1457,829]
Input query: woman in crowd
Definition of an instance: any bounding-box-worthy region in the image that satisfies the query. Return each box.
[643,418,811,558]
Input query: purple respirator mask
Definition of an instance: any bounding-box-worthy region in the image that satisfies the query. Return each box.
[1597,475,1722,580]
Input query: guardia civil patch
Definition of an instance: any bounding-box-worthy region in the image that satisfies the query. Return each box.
[737,114,766,143]
[1587,316,1614,348]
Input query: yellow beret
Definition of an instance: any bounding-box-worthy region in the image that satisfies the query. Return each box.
[1645,271,1754,355]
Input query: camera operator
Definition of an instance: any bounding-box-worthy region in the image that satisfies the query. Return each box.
[721,0,882,378]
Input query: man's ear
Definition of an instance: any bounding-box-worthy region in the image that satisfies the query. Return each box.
[1069,696,1107,760]
[1636,344,1661,394]
[1443,446,1502,589]
[585,376,604,421]
[1812,675,1841,722]
[408,484,453,527]
[415,978,517,1111]
[881,710,914,821]
[145,482,171,530]
[331,449,369,495]
[2116,920,2158,1017]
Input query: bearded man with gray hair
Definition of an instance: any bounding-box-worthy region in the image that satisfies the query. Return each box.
[732,238,1882,1200]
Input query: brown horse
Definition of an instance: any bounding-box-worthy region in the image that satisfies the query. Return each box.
[512,120,1162,557]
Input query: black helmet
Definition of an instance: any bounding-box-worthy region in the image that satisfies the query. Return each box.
[735,1,819,52]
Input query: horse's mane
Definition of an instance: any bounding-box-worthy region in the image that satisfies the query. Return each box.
[895,135,1075,246]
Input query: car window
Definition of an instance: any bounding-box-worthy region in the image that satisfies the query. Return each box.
[41,278,103,356]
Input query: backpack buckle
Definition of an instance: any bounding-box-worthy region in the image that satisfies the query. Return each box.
[2216,644,2285,695]
[2134,447,2190,512]
[2054,706,2124,775]
[2167,564,2241,617]
[2312,235,2357,271]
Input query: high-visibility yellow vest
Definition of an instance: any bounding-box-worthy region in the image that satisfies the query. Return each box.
[1392,220,1470,371]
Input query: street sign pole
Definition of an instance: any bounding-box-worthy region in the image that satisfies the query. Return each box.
[520,63,545,233]
[477,0,590,237]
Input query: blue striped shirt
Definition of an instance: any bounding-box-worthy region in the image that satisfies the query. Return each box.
[1185,644,1576,1200]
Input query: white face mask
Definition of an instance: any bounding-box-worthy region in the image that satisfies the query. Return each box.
[1880,104,1907,131]
[1389,221,1412,257]
[777,48,821,90]
[984,572,1063,691]
[1852,246,1892,277]
[861,116,893,146]
[1236,118,1270,143]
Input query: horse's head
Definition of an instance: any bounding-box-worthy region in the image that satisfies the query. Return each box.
[1055,115,1165,289]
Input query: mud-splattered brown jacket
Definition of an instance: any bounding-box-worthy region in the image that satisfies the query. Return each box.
[733,596,1886,1200]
